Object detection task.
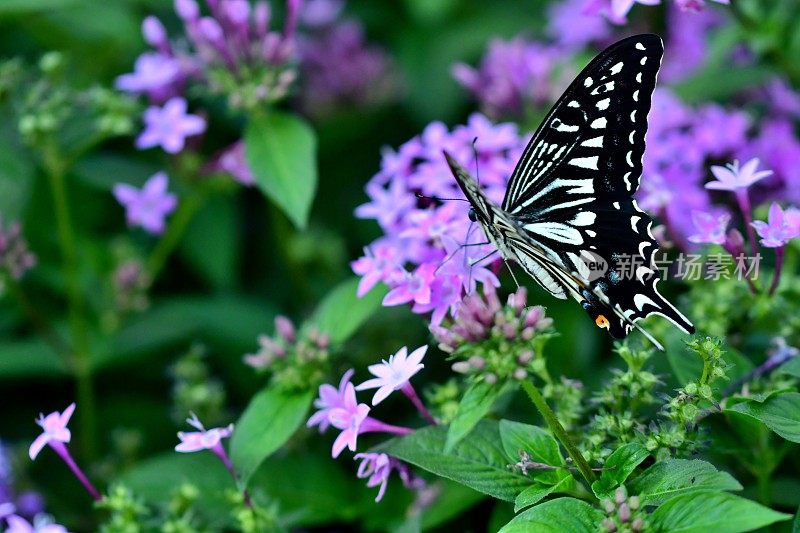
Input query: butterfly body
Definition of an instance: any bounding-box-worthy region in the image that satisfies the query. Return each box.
[445,34,694,344]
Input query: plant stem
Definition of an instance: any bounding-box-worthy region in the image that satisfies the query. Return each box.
[401,382,438,425]
[7,279,72,360]
[145,186,207,280]
[735,189,758,258]
[767,246,784,296]
[521,380,596,484]
[44,144,96,460]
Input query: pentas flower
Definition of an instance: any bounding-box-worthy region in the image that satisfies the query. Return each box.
[660,4,723,82]
[299,19,395,116]
[307,369,355,433]
[752,203,800,248]
[738,119,800,204]
[29,404,100,501]
[135,97,206,154]
[117,0,300,110]
[353,453,392,502]
[29,404,74,461]
[212,141,255,186]
[308,373,413,458]
[763,78,800,120]
[432,286,554,385]
[688,211,729,245]
[114,52,183,103]
[581,0,660,25]
[357,346,427,406]
[706,158,773,191]
[547,0,611,51]
[3,514,68,533]
[352,113,525,324]
[113,172,178,235]
[0,217,36,281]
[638,89,750,248]
[175,413,233,454]
[452,38,569,118]
[328,383,371,457]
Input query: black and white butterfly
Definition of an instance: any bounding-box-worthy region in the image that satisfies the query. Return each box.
[444,34,694,349]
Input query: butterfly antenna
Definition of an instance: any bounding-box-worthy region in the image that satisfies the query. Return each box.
[472,137,481,188]
[415,192,469,203]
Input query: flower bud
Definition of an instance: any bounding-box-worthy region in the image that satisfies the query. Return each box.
[143,16,168,48]
[631,517,644,531]
[451,361,471,374]
[175,0,200,20]
[517,350,534,364]
[513,368,527,381]
[602,499,615,513]
[614,487,626,504]
[628,495,639,510]
[275,315,296,343]
[684,382,698,395]
[618,502,630,522]
[484,373,498,385]
[468,355,485,369]
[601,518,617,532]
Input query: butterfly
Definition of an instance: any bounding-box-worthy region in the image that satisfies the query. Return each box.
[444,34,694,349]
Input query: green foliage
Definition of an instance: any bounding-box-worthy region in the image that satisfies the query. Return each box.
[229,386,314,488]
[727,392,800,442]
[649,492,791,533]
[445,380,505,452]
[245,111,318,230]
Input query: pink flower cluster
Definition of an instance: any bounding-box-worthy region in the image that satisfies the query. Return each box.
[352,114,527,325]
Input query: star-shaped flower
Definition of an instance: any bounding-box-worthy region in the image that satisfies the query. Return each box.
[706,158,773,192]
[115,52,181,95]
[29,403,74,460]
[328,383,370,457]
[356,345,427,405]
[4,514,68,533]
[175,413,234,453]
[752,203,800,248]
[136,97,206,154]
[307,369,355,433]
[113,172,178,235]
[688,211,730,245]
[354,453,392,502]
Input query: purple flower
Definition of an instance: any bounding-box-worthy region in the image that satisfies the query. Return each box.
[351,241,403,298]
[307,369,355,433]
[28,404,100,501]
[299,19,394,115]
[356,346,427,405]
[328,382,371,458]
[383,263,437,307]
[355,178,416,232]
[213,141,255,186]
[452,38,568,118]
[354,453,392,502]
[763,78,800,119]
[752,203,800,248]
[738,119,800,204]
[115,52,183,101]
[29,404,74,461]
[136,97,206,154]
[581,0,661,24]
[3,514,68,533]
[688,211,730,245]
[547,0,611,50]
[113,172,178,235]
[0,218,36,280]
[785,207,800,236]
[706,158,773,192]
[300,0,345,27]
[175,413,234,453]
[352,113,526,324]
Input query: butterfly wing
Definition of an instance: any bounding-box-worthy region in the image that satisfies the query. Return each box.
[501,34,694,336]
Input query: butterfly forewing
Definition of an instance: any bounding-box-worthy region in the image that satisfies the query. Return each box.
[448,34,694,343]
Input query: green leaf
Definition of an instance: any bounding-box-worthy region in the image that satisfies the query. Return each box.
[377,420,531,501]
[445,381,503,452]
[245,111,317,230]
[793,503,800,533]
[651,492,791,533]
[309,276,387,345]
[498,419,564,485]
[420,480,484,530]
[777,357,800,379]
[591,442,649,498]
[727,392,800,442]
[514,476,573,512]
[499,497,603,533]
[230,386,313,487]
[0,338,69,379]
[628,459,742,506]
